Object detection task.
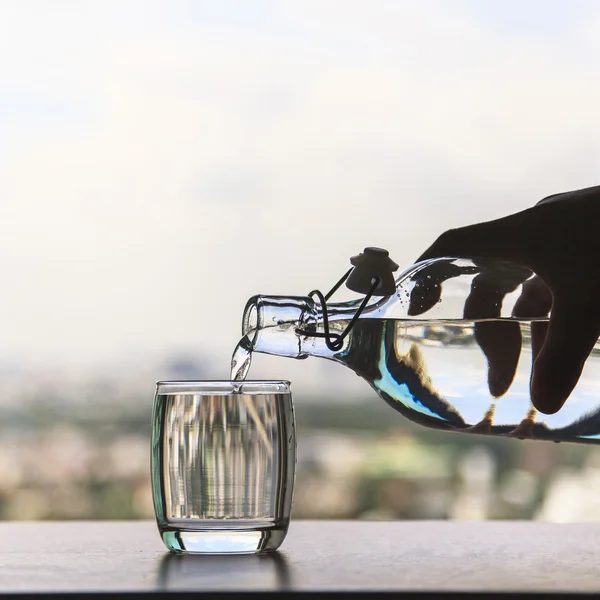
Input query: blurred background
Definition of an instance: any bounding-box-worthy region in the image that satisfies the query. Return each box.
[1,0,600,521]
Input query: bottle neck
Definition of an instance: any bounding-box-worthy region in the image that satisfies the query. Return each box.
[242,294,357,360]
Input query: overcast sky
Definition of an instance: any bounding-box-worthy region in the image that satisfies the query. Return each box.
[1,0,599,383]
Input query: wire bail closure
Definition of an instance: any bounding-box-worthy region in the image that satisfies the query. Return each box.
[295,247,399,352]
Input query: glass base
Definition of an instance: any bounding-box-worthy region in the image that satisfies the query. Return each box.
[161,526,289,554]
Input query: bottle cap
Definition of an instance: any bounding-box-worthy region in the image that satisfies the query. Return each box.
[346,247,399,296]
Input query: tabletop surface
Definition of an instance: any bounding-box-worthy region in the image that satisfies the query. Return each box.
[0,520,598,596]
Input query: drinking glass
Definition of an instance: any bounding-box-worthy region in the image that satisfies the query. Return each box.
[151,380,295,554]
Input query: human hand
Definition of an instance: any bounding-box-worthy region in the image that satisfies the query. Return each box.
[412,185,600,415]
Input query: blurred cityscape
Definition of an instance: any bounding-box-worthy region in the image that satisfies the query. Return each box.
[1,354,600,522]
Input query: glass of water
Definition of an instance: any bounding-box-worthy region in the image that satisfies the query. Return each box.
[151,380,295,554]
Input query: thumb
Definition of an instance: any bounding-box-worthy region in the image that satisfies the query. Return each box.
[530,291,600,415]
[417,210,534,265]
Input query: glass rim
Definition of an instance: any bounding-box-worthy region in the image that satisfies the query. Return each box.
[155,380,291,396]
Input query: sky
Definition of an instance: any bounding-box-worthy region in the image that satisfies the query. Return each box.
[1,0,600,390]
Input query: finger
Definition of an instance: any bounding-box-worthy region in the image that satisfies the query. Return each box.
[512,276,552,318]
[407,262,469,316]
[530,321,549,363]
[416,208,535,266]
[531,293,600,414]
[464,268,529,397]
[510,276,551,401]
[474,320,522,397]
[407,257,524,317]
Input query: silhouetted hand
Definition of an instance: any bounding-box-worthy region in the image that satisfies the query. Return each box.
[414,185,600,415]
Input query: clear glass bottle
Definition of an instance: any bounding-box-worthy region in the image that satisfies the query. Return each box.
[235,256,600,444]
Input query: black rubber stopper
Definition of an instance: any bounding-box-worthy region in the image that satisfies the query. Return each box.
[346,247,399,296]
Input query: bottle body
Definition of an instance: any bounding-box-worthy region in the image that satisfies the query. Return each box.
[241,257,600,444]
[327,317,600,443]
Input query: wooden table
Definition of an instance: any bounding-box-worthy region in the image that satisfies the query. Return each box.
[0,520,597,597]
